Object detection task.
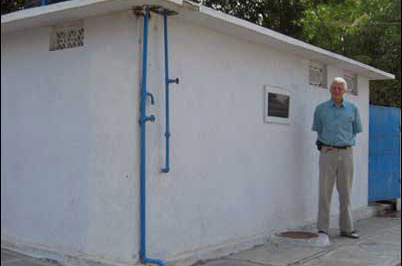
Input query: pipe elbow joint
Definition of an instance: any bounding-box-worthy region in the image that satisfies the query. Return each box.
[147,92,155,105]
[161,167,170,173]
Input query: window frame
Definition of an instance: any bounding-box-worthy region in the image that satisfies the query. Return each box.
[264,85,292,125]
[309,61,328,89]
[344,72,358,96]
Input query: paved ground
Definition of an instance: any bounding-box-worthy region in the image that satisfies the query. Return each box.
[198,212,401,266]
[1,212,401,266]
[1,249,61,266]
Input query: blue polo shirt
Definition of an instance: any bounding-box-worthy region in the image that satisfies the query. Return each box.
[312,100,363,147]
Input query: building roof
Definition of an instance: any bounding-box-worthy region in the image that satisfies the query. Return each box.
[1,0,395,80]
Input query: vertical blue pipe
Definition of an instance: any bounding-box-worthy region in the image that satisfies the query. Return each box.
[140,10,164,266]
[139,10,149,263]
[41,0,46,6]
[162,11,171,173]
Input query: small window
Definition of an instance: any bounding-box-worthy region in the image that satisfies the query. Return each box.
[344,73,358,95]
[264,85,292,125]
[309,62,327,88]
[50,22,84,51]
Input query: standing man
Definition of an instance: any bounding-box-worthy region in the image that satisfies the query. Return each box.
[312,77,363,239]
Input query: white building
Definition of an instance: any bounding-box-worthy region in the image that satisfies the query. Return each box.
[1,0,394,266]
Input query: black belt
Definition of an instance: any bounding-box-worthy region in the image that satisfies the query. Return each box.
[322,144,350,149]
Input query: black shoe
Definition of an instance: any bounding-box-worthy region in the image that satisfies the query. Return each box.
[340,231,359,239]
[318,230,328,235]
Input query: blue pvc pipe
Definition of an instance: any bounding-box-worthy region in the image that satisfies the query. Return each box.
[162,11,171,173]
[41,0,46,5]
[139,10,164,266]
[161,10,178,173]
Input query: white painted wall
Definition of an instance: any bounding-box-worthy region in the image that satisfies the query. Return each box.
[144,15,370,260]
[1,11,142,265]
[1,9,370,265]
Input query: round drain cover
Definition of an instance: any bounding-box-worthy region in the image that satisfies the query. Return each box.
[277,231,319,239]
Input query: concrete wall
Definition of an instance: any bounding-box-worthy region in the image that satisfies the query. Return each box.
[145,15,370,261]
[1,11,142,265]
[1,10,370,266]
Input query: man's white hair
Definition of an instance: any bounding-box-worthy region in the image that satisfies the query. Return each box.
[331,77,348,90]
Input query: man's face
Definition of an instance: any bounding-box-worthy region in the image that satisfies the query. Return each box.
[330,82,346,101]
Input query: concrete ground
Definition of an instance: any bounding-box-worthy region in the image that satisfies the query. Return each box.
[198,212,401,266]
[1,249,61,266]
[1,212,401,266]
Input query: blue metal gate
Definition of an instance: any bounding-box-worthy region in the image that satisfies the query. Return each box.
[369,105,401,202]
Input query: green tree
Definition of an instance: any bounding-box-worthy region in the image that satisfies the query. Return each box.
[1,0,69,15]
[1,0,25,15]
[201,0,307,39]
[301,0,401,107]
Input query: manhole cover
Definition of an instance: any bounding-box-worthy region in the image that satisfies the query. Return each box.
[277,231,319,239]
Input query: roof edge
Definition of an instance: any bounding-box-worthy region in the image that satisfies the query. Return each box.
[1,0,183,24]
[1,0,395,81]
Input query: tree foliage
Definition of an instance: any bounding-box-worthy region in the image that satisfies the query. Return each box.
[300,0,401,107]
[1,0,25,14]
[1,0,68,14]
[201,0,306,39]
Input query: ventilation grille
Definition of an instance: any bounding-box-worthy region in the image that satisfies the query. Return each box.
[309,63,327,88]
[50,22,84,51]
[344,73,358,95]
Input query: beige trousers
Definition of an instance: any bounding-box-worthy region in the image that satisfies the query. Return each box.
[318,146,355,233]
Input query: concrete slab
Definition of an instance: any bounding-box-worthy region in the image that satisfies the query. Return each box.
[302,256,400,266]
[367,229,402,244]
[356,217,401,229]
[194,260,263,266]
[303,245,399,266]
[328,235,360,247]
[357,240,402,259]
[1,249,58,266]
[302,258,368,266]
[1,251,21,262]
[328,217,401,247]
[201,213,401,266]
[1,250,28,263]
[1,259,49,266]
[228,242,324,265]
